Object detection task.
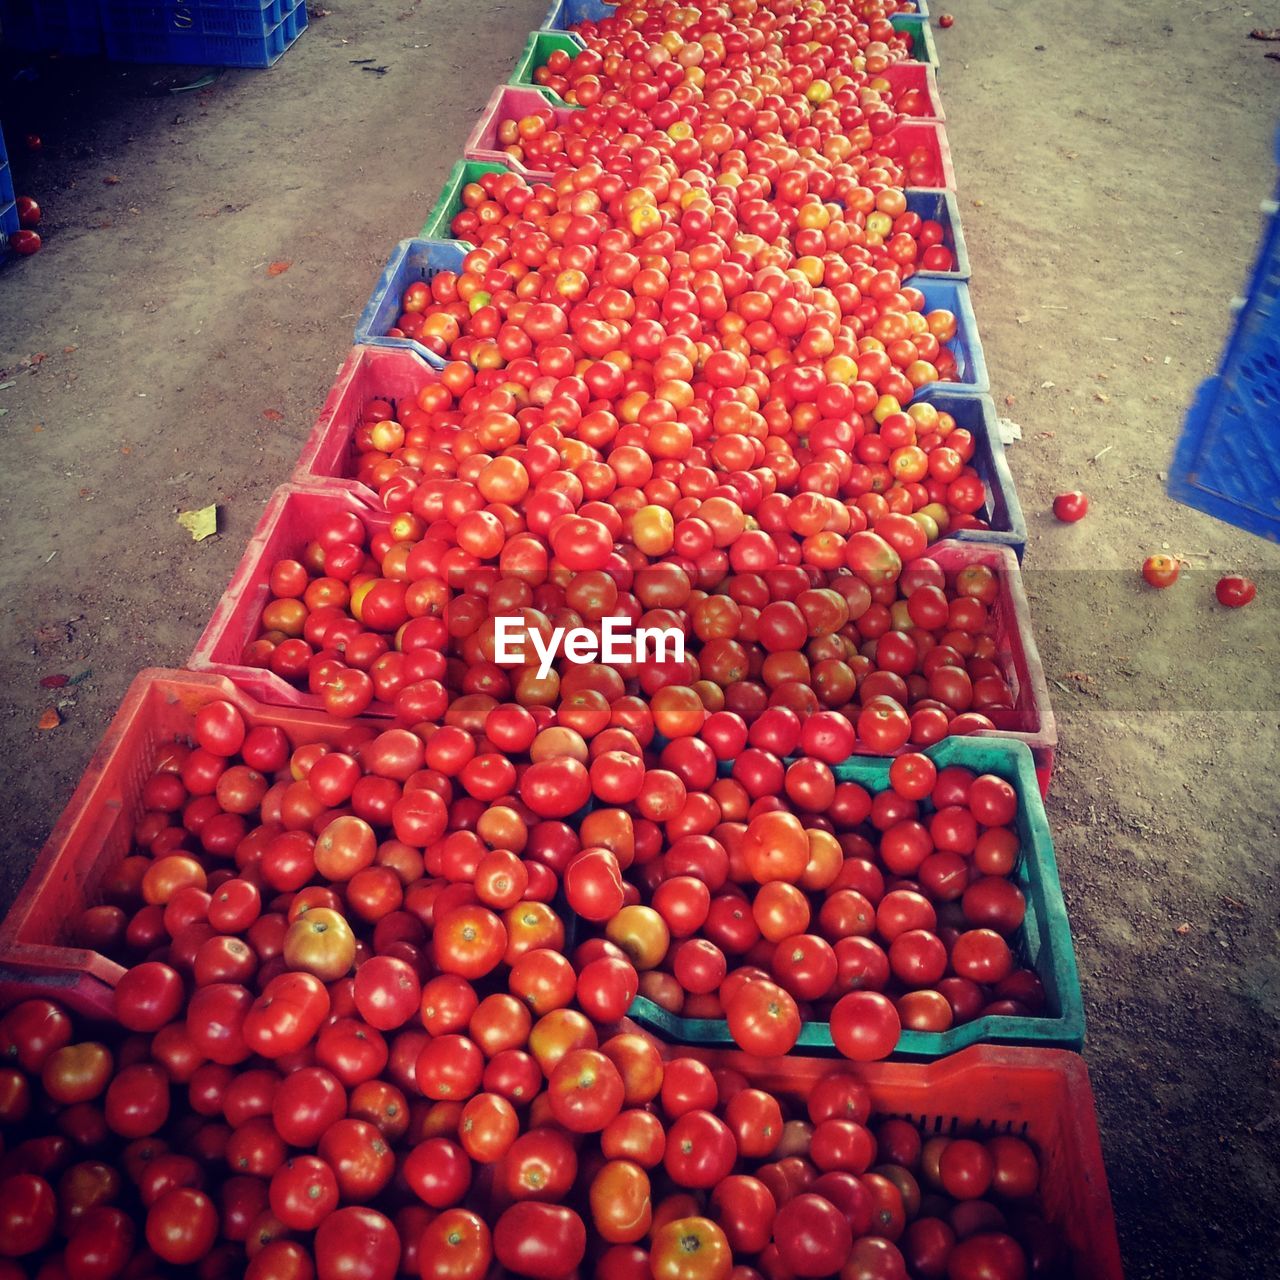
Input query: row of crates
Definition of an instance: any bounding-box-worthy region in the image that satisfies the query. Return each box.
[0,7,1125,1275]
[0,0,308,67]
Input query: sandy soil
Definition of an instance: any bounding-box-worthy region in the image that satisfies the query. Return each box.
[2,1,1279,1274]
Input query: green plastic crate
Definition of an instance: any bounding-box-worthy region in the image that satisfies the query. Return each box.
[627,737,1084,1059]
[891,15,939,68]
[420,159,515,242]
[509,29,586,106]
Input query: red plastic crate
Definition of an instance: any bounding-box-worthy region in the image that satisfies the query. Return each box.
[293,346,442,499]
[464,84,566,181]
[676,1045,1124,1280]
[925,540,1057,795]
[891,119,955,189]
[879,60,945,123]
[189,486,396,713]
[0,669,384,981]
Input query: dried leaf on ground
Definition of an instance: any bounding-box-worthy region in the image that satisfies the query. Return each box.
[178,504,218,542]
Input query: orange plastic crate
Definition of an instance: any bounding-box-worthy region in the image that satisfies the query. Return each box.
[678,1044,1124,1280]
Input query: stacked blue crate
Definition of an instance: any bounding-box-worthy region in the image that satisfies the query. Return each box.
[0,0,101,54]
[1168,134,1280,541]
[0,145,18,256]
[99,0,307,67]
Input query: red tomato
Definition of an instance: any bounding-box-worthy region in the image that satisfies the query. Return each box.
[493,1202,587,1278]
[945,1232,1028,1280]
[0,1174,55,1256]
[1216,575,1256,607]
[1141,555,1180,588]
[314,1206,401,1280]
[725,980,801,1056]
[418,1208,492,1280]
[663,1110,736,1189]
[1050,492,1087,522]
[829,991,901,1061]
[548,1048,625,1133]
[146,1187,218,1264]
[774,1192,853,1276]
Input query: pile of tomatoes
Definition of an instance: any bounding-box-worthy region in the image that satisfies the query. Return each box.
[0,984,1064,1280]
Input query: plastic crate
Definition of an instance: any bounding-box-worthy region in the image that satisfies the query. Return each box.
[508,29,587,105]
[100,0,306,67]
[673,1046,1122,1280]
[353,237,472,369]
[888,119,955,190]
[904,187,969,280]
[923,393,1026,561]
[355,239,981,382]
[0,0,102,53]
[421,158,532,242]
[1168,161,1280,539]
[0,153,17,256]
[189,485,399,713]
[891,14,938,67]
[0,966,118,1021]
[293,345,442,497]
[628,735,1082,1057]
[463,84,575,180]
[540,0,614,30]
[915,276,988,394]
[0,668,381,983]
[878,59,944,123]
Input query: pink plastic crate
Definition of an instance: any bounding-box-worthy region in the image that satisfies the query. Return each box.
[189,485,397,715]
[293,346,442,500]
[920,540,1056,795]
[464,84,573,181]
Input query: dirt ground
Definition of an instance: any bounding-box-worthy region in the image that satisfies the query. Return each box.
[2,1,1279,1275]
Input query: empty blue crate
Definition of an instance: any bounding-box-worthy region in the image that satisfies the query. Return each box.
[1168,146,1280,540]
[100,1,306,66]
[355,239,471,370]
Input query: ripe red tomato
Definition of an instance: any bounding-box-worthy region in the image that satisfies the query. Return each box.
[1141,554,1180,588]
[773,1192,854,1276]
[418,1208,492,1280]
[1050,492,1087,522]
[145,1187,218,1264]
[1215,575,1256,607]
[314,1206,401,1280]
[493,1202,587,1279]
[0,1174,56,1256]
[548,1048,625,1132]
[829,991,901,1061]
[725,980,801,1056]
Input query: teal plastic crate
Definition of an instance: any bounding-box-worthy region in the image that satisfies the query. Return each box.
[892,14,938,67]
[627,736,1084,1059]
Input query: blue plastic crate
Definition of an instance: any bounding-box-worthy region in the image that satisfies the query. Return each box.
[355,238,472,370]
[0,159,14,208]
[922,392,1027,560]
[891,14,938,67]
[355,241,984,383]
[912,276,990,395]
[540,0,614,29]
[0,0,101,54]
[1168,183,1280,539]
[100,0,305,66]
[905,187,970,280]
